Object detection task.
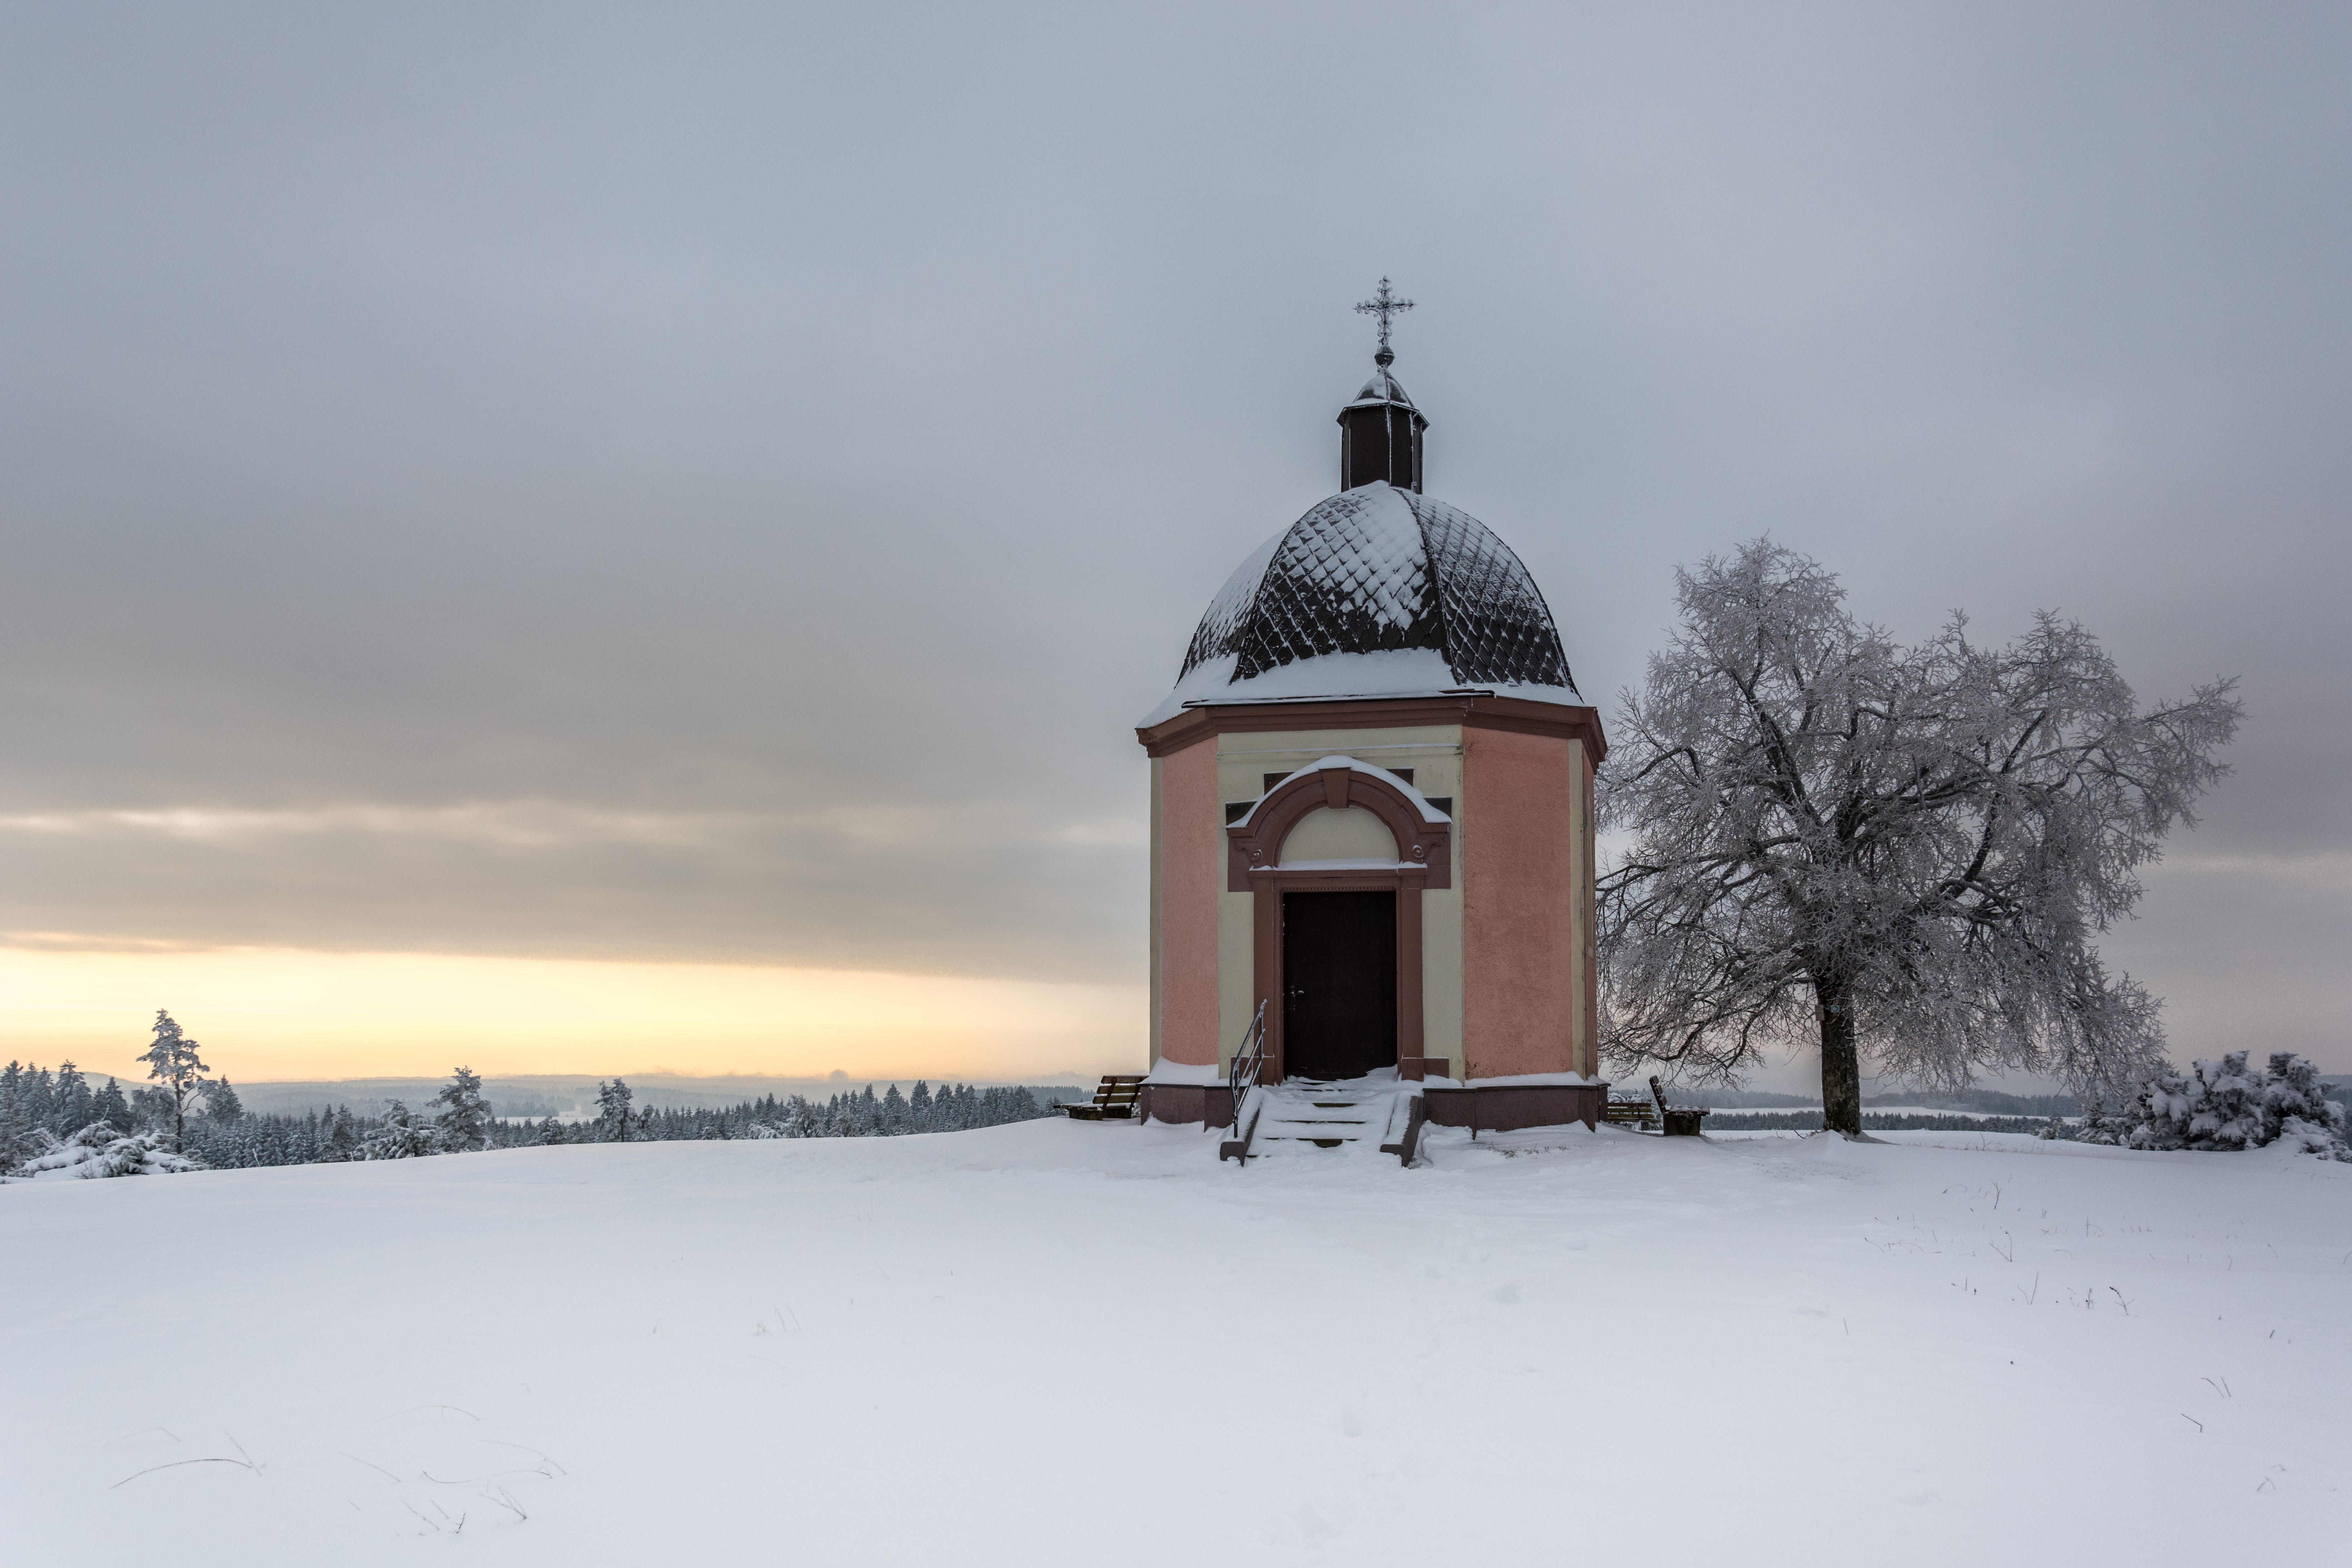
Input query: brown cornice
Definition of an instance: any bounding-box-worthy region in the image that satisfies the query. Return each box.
[1137,692,1607,763]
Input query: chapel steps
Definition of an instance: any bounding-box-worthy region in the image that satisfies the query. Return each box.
[1226,1078,1426,1163]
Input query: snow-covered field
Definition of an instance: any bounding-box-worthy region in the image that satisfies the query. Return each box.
[4,1120,2344,1563]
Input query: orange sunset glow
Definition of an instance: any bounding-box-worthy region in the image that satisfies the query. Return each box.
[0,944,1141,1083]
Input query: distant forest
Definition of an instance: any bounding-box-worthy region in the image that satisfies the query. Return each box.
[1,1054,1072,1177]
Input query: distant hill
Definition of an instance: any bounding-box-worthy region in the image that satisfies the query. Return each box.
[235,1072,1097,1121]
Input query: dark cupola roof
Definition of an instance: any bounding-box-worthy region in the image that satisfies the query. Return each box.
[1152,482,1577,723]
[1141,284,1579,728]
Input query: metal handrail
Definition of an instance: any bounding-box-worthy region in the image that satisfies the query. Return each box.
[1225,1000,1269,1152]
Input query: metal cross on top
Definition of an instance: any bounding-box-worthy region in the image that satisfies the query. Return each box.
[1354,277,1414,361]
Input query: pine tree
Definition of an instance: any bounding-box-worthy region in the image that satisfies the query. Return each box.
[138,1011,213,1151]
[92,1078,132,1132]
[52,1061,93,1132]
[322,1104,361,1161]
[2260,1053,2351,1159]
[22,1066,55,1130]
[432,1065,492,1152]
[205,1076,246,1122]
[597,1079,635,1142]
[0,1064,40,1174]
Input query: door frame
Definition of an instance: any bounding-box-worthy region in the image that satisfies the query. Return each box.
[1279,887,1400,1081]
[1224,759,1450,1084]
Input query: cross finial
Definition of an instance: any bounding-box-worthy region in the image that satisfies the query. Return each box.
[1354,277,1414,365]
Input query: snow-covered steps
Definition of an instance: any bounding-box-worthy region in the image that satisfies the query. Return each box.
[1228,1074,1425,1163]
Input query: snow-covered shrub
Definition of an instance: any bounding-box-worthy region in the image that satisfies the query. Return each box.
[2122,1052,2348,1159]
[5,1122,204,1180]
[365,1101,444,1160]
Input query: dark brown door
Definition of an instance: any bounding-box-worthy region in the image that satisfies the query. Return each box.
[1281,890,1398,1081]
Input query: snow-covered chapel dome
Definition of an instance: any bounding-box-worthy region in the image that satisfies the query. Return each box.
[1142,481,1580,727]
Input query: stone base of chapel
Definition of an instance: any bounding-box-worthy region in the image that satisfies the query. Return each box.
[1138,1080,1605,1135]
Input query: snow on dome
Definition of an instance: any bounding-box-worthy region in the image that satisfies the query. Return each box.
[1347,364,1420,411]
[1145,483,1579,726]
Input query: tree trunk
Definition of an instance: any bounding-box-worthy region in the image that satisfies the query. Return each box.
[1816,979,1863,1136]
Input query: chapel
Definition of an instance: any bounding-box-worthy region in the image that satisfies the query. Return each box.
[1135,285,1610,1145]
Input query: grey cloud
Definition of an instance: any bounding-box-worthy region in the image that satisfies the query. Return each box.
[2,4,2347,1059]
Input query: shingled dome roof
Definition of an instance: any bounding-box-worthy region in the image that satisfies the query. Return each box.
[1144,481,1578,726]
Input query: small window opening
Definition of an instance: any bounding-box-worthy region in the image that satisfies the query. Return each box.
[1224,802,1255,825]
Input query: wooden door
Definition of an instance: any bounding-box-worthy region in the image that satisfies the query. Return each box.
[1281,890,1398,1081]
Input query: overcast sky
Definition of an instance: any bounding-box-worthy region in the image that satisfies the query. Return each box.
[4,2,2347,1078]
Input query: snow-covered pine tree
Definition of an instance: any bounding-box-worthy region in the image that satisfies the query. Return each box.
[0,1065,41,1174]
[596,1079,635,1142]
[320,1105,360,1166]
[92,1077,132,1132]
[205,1076,245,1122]
[52,1061,93,1132]
[432,1065,492,1152]
[138,1010,214,1150]
[2119,1051,2347,1158]
[365,1100,442,1159]
[2259,1053,2351,1159]
[18,1065,53,1129]
[909,1080,933,1131]
[2127,1053,2265,1150]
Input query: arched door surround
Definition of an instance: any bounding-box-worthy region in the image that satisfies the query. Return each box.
[1223,758,1452,1083]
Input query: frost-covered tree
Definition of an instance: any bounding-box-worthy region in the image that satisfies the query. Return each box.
[432,1065,492,1152]
[137,1010,214,1150]
[1597,541,2241,1136]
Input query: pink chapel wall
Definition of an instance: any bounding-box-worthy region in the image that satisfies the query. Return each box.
[1154,740,1224,1067]
[1461,726,1584,1078]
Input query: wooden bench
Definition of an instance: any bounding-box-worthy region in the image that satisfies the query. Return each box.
[1601,1078,1712,1136]
[1058,1075,1146,1121]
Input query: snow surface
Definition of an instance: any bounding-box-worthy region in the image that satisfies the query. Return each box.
[1140,648,1579,728]
[1458,1071,1600,1088]
[4,1121,2345,1563]
[1141,1058,1225,1085]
